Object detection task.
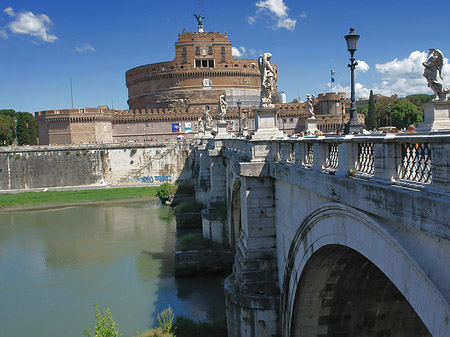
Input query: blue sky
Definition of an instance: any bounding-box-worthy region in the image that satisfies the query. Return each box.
[1,0,450,113]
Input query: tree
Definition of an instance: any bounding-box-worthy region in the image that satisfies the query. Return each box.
[366,90,377,130]
[375,98,397,127]
[391,100,423,129]
[16,112,37,145]
[0,114,15,145]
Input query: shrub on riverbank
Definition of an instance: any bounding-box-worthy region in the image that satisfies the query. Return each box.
[156,183,177,203]
[175,199,205,215]
[84,303,122,337]
[177,233,222,251]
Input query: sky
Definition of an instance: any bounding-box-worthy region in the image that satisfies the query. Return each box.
[1,0,450,113]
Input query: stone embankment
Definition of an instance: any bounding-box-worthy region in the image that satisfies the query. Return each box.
[0,142,193,191]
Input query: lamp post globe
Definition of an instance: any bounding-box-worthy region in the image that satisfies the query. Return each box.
[344,28,363,134]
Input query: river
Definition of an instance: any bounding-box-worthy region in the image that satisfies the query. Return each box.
[0,200,225,337]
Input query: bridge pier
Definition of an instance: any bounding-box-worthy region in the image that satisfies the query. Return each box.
[225,162,280,337]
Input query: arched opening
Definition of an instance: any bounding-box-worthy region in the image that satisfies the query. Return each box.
[290,245,431,337]
[230,179,241,251]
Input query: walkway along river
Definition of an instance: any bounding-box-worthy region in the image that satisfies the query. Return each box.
[0,200,225,337]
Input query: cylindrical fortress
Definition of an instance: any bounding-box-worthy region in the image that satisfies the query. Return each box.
[126,31,277,111]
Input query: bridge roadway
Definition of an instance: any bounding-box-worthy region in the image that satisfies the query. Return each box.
[194,133,450,337]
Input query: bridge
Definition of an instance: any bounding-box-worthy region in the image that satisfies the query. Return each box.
[193,128,450,336]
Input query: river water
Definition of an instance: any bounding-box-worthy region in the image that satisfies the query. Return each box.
[0,200,225,337]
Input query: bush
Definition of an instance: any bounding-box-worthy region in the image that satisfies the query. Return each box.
[130,148,137,156]
[156,183,175,203]
[177,233,222,251]
[173,316,227,337]
[84,303,122,337]
[175,199,205,215]
[135,306,175,337]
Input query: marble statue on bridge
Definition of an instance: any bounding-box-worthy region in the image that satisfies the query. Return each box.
[218,94,227,122]
[306,94,316,118]
[258,53,277,108]
[423,48,450,100]
[203,105,213,129]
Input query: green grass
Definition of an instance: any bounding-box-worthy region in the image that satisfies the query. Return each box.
[0,186,159,209]
[177,233,223,251]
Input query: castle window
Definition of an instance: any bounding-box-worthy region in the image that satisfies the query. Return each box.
[222,55,226,62]
[195,47,200,55]
[208,46,213,55]
[221,47,225,54]
[182,47,186,55]
[195,59,215,68]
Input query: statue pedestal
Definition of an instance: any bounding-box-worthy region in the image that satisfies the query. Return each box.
[203,127,213,139]
[305,117,318,132]
[252,108,284,140]
[416,100,450,132]
[216,121,231,138]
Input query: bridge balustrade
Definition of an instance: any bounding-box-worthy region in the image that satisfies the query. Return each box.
[221,134,450,192]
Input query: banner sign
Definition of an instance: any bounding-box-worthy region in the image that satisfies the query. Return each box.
[172,123,181,133]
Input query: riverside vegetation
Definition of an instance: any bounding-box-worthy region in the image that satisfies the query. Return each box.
[85,304,227,337]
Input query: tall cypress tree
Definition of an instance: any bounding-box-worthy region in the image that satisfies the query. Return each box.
[367,90,377,130]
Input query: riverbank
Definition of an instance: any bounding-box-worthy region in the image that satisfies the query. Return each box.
[0,186,159,212]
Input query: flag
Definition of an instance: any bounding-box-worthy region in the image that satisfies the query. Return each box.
[331,70,336,82]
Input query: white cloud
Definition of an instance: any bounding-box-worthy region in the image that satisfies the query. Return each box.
[0,29,7,39]
[232,46,246,58]
[248,0,296,31]
[299,11,307,19]
[374,50,450,96]
[76,43,95,53]
[4,7,57,43]
[356,60,369,73]
[331,82,370,99]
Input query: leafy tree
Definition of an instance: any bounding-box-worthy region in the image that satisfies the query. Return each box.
[405,94,434,106]
[366,90,377,130]
[391,100,423,129]
[375,98,397,127]
[0,114,15,145]
[16,111,37,145]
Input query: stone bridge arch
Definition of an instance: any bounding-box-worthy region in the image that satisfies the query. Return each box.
[281,203,450,337]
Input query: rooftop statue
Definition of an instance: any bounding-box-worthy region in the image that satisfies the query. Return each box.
[218,94,227,122]
[194,14,205,33]
[306,94,316,118]
[258,53,277,108]
[423,49,450,100]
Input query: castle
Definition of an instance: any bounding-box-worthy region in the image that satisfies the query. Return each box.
[35,20,364,145]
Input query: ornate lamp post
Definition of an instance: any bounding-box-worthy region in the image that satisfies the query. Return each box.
[340,96,346,132]
[237,99,242,137]
[344,28,363,134]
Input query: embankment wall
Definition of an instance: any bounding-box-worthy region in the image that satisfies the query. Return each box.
[0,142,192,190]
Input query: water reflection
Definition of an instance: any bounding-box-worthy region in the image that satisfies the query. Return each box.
[0,201,225,337]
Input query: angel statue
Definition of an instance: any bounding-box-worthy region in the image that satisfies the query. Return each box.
[258,53,277,108]
[218,95,227,122]
[194,14,205,32]
[423,48,449,100]
[306,94,316,118]
[197,116,204,133]
[203,105,213,128]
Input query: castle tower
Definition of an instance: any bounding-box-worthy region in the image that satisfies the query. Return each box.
[126,21,277,112]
